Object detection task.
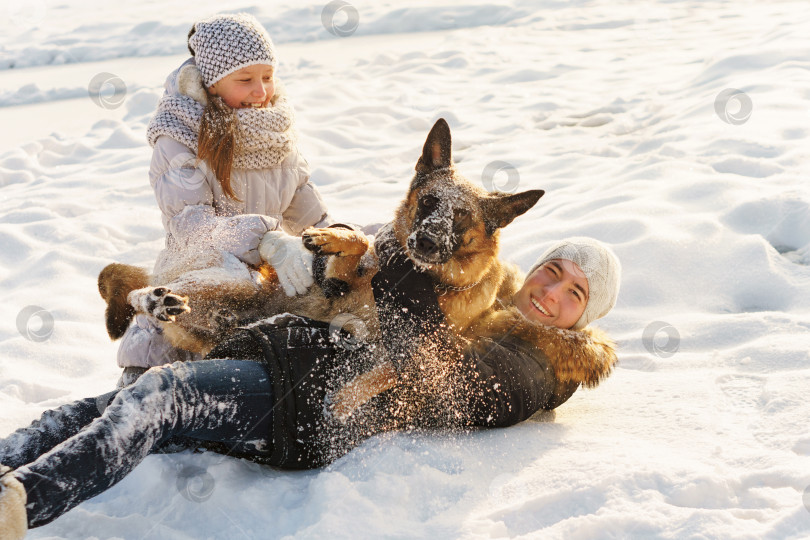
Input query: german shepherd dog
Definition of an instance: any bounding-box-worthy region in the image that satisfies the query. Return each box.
[98,119,544,413]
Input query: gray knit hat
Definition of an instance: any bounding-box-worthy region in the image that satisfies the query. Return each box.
[527,237,621,330]
[188,13,277,88]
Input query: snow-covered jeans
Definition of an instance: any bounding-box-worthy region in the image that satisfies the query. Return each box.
[0,359,273,528]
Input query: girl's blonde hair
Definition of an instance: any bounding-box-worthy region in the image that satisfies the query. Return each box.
[198,96,240,200]
[186,25,240,200]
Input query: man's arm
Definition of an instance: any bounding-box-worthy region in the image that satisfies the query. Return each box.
[461,335,579,427]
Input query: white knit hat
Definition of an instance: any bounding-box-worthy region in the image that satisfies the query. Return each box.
[527,237,621,330]
[188,13,277,88]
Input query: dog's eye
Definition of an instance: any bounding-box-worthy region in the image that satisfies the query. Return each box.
[421,195,438,209]
[455,208,470,219]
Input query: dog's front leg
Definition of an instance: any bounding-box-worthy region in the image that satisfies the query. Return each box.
[329,362,398,422]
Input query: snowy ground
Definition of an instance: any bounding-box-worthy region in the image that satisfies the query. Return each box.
[1,0,810,538]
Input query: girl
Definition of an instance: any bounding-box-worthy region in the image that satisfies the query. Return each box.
[117,13,333,384]
[0,237,620,537]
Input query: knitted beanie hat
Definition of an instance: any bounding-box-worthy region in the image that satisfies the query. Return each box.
[527,237,621,330]
[187,13,277,88]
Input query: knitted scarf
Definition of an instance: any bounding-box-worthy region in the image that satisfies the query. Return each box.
[146,80,296,169]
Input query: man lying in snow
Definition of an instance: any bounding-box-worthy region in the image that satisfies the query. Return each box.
[0,237,620,538]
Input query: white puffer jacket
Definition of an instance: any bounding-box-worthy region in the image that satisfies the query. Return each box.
[117,61,332,371]
[150,134,331,267]
[148,58,331,267]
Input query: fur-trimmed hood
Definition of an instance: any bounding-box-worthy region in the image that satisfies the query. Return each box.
[475,303,618,388]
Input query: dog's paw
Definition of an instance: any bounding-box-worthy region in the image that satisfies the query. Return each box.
[324,389,357,424]
[128,287,190,322]
[302,227,369,257]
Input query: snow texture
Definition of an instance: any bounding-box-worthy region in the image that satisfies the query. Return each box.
[1,0,809,538]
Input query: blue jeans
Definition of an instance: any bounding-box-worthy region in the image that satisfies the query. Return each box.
[0,359,273,528]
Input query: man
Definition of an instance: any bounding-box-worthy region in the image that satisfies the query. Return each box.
[0,237,620,538]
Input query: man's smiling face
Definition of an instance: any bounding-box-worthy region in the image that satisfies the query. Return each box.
[514,259,589,329]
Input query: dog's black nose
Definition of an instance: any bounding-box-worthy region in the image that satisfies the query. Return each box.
[415,234,437,254]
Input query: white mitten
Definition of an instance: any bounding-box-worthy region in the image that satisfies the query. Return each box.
[259,230,314,296]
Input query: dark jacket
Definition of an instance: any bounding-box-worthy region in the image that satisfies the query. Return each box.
[205,230,615,469]
[205,314,580,470]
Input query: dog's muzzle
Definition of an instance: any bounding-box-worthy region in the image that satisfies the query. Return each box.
[407,231,449,264]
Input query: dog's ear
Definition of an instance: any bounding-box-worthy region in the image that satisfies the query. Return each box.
[415,118,453,176]
[481,189,545,235]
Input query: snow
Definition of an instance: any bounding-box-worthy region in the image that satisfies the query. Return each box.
[2,0,810,538]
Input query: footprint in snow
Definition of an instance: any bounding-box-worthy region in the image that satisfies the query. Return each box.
[715,374,766,413]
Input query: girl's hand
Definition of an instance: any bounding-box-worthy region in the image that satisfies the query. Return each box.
[258,231,314,296]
